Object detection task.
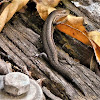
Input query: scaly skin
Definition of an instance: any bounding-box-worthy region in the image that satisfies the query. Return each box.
[42,9,69,75]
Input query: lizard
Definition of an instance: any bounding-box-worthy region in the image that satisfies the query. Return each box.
[42,9,70,76]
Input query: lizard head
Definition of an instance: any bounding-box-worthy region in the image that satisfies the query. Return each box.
[53,9,69,24]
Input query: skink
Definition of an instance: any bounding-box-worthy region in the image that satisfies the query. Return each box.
[42,10,92,94]
[42,9,69,75]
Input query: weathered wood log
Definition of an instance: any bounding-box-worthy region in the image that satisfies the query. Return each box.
[54,30,94,66]
[0,1,100,100]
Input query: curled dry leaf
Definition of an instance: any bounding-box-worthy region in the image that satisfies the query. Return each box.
[88,31,100,47]
[90,40,100,65]
[36,3,56,20]
[56,15,91,46]
[38,0,61,7]
[0,0,29,32]
[35,0,61,20]
[56,15,100,66]
[88,31,100,64]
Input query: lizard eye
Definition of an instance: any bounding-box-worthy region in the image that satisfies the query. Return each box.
[62,10,69,15]
[62,10,67,13]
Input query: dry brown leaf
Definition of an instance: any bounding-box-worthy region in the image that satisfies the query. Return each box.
[0,0,29,32]
[88,31,100,65]
[56,15,91,46]
[36,3,56,20]
[35,0,61,20]
[39,0,61,7]
[90,40,100,65]
[88,31,100,47]
[56,15,100,65]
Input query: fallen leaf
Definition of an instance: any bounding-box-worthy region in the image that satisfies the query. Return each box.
[56,14,100,65]
[36,3,56,20]
[35,0,61,20]
[90,40,100,65]
[40,0,61,7]
[56,15,91,46]
[88,31,100,65]
[0,0,29,32]
[88,31,100,47]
